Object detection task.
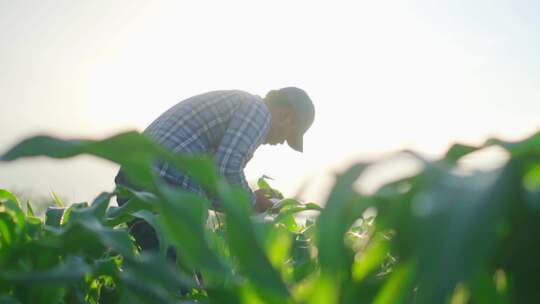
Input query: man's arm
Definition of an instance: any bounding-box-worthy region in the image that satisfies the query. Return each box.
[214,97,271,208]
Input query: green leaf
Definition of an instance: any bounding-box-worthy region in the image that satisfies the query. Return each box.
[0,131,220,196]
[59,202,89,226]
[120,252,196,303]
[276,214,301,233]
[50,191,65,208]
[304,202,323,211]
[2,200,26,242]
[0,213,15,246]
[443,143,480,164]
[373,262,416,304]
[154,181,229,280]
[257,176,272,189]
[485,130,540,157]
[0,294,21,304]
[106,188,158,227]
[0,189,19,205]
[0,256,91,284]
[352,237,390,282]
[26,201,35,217]
[88,192,112,220]
[57,217,135,258]
[257,176,283,199]
[523,163,540,192]
[130,210,170,257]
[316,163,371,277]
[42,208,135,259]
[264,224,293,273]
[81,219,135,258]
[24,216,42,239]
[273,198,300,210]
[468,270,509,304]
[404,161,520,303]
[273,204,323,224]
[303,274,339,304]
[217,182,290,302]
[59,193,113,229]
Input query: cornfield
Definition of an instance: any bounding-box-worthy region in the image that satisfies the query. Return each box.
[0,130,539,303]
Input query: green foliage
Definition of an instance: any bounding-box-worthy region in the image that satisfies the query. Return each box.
[0,130,539,303]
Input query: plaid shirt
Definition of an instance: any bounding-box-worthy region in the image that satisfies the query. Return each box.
[143,90,271,205]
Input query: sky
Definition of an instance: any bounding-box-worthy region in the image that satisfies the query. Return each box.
[1,0,539,205]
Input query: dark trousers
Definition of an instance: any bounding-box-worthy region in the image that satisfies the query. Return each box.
[115,170,176,262]
[116,171,203,294]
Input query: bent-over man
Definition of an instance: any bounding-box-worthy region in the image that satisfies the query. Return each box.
[115,87,315,253]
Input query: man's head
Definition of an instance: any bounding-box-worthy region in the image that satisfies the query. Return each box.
[263,87,315,152]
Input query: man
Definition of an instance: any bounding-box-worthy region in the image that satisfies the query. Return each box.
[115,87,315,252]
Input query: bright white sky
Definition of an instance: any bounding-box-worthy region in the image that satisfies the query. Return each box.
[1,1,539,204]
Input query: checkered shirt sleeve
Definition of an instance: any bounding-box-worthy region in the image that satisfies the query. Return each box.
[214,97,271,205]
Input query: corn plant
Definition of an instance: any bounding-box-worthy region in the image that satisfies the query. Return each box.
[0,130,539,303]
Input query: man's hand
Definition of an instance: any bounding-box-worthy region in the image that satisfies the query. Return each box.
[254,189,275,213]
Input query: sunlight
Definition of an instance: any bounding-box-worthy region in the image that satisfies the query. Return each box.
[1,1,539,203]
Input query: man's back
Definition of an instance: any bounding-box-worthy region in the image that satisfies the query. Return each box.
[126,90,271,202]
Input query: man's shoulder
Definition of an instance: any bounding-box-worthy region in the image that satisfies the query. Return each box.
[195,90,267,112]
[197,89,262,102]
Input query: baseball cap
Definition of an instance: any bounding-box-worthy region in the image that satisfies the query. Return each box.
[277,87,315,152]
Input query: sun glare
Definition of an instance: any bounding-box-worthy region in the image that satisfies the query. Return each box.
[1,1,539,203]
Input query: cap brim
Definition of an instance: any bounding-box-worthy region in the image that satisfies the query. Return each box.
[287,133,303,152]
